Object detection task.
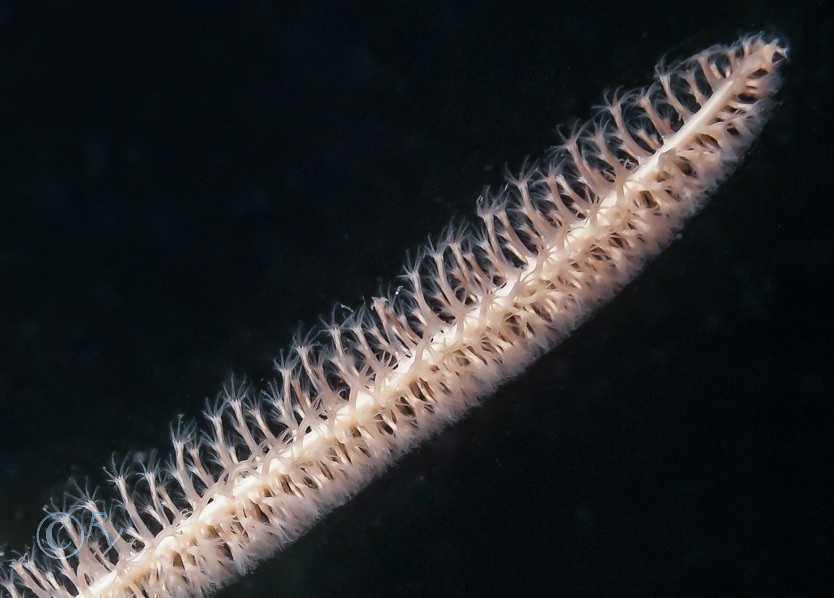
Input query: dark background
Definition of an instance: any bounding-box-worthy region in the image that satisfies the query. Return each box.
[0,1,831,596]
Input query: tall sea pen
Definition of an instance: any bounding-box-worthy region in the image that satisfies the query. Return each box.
[2,32,787,598]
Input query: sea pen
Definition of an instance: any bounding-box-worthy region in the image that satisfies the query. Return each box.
[1,32,787,598]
